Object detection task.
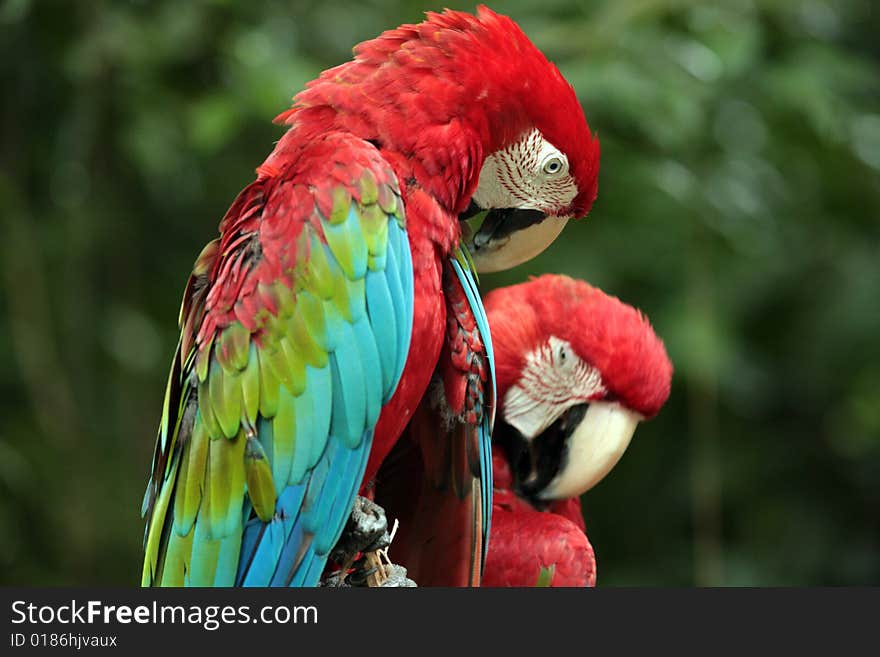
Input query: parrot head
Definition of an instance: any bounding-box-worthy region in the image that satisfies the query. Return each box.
[457,34,601,274]
[484,275,673,502]
[461,111,600,273]
[442,8,602,273]
[279,6,600,273]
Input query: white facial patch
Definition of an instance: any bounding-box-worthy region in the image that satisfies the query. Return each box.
[538,401,641,500]
[503,336,606,439]
[472,129,578,215]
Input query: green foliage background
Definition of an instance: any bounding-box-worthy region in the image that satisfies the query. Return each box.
[1,0,878,585]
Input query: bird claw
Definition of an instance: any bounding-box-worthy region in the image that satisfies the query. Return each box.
[330,495,390,564]
[321,561,416,588]
[322,496,416,587]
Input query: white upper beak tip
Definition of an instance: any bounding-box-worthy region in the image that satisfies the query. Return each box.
[538,402,641,500]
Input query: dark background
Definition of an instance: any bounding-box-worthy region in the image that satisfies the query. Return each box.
[1,0,878,585]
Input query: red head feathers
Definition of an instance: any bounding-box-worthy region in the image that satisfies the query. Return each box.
[484,274,673,419]
[274,6,600,220]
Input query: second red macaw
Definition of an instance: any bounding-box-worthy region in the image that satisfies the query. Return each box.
[479,275,673,587]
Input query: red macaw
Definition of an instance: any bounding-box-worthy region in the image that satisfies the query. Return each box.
[477,275,673,587]
[486,452,597,586]
[141,8,600,587]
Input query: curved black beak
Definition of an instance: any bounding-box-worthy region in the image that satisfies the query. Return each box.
[458,202,568,273]
[471,208,546,249]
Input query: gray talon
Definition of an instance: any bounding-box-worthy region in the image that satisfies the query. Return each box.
[324,496,417,587]
[330,496,389,564]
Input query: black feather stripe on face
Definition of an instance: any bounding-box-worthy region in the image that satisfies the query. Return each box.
[495,403,589,506]
[472,208,546,249]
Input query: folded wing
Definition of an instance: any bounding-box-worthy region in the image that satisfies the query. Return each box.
[141,133,413,587]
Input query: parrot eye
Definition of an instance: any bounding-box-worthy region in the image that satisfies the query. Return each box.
[548,337,576,372]
[542,156,565,176]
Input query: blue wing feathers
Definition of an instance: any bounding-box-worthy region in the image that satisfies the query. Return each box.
[164,187,414,588]
[382,227,412,389]
[301,453,332,534]
[308,441,354,552]
[269,522,307,587]
[238,523,276,586]
[320,432,372,553]
[290,386,315,485]
[366,270,398,397]
[238,484,306,586]
[235,518,263,584]
[329,331,366,450]
[352,316,383,427]
[304,365,332,472]
[300,551,329,586]
[392,223,414,381]
[284,541,314,587]
[450,259,495,564]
